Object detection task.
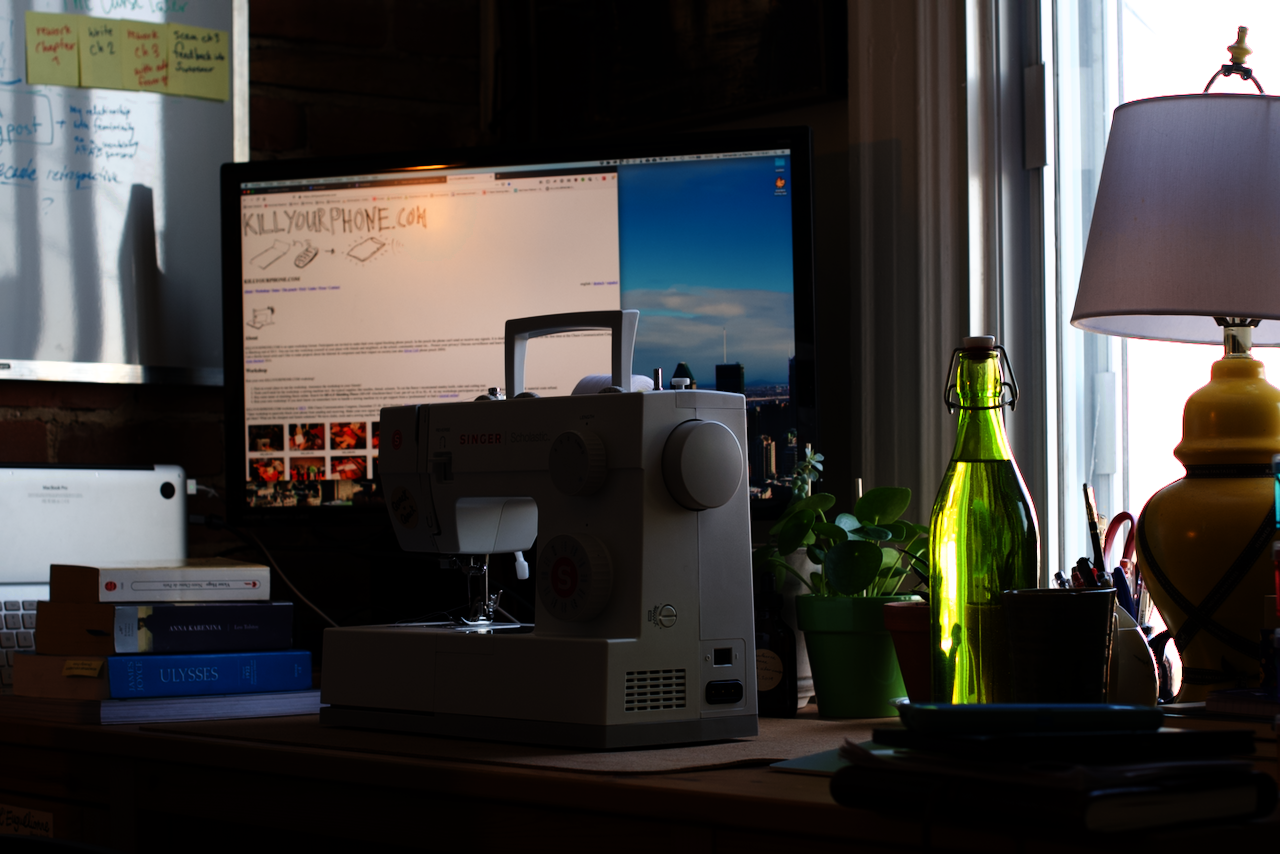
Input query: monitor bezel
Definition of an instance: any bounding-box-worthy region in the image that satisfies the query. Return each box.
[221,126,817,527]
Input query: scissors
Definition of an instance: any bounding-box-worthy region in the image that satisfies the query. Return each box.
[1104,511,1138,618]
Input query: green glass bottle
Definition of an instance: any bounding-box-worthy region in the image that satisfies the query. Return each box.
[929,336,1040,704]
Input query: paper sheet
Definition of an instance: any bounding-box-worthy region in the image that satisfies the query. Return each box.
[169,23,229,101]
[25,11,79,87]
[122,19,168,93]
[77,16,123,90]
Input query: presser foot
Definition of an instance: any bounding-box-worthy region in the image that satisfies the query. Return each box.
[460,590,502,626]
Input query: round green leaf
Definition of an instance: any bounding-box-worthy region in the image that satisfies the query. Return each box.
[769,500,807,535]
[824,540,884,596]
[792,492,837,516]
[854,486,912,526]
[856,525,893,541]
[882,521,911,542]
[776,510,815,556]
[813,521,850,542]
[834,512,860,533]
[770,493,835,535]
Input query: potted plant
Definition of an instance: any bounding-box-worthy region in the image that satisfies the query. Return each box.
[754,484,929,718]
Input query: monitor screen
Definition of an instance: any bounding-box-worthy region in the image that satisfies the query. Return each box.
[221,128,816,526]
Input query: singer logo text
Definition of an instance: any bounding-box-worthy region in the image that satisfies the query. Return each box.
[458,433,502,446]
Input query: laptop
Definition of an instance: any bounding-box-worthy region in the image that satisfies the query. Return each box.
[0,464,187,691]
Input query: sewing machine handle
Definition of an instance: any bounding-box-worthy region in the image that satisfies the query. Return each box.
[505,310,640,396]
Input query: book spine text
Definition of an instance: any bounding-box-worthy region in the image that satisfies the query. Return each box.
[106,650,311,698]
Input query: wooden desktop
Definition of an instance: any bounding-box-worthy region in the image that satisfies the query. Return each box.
[1,707,1275,852]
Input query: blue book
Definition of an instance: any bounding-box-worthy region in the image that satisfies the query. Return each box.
[105,650,311,699]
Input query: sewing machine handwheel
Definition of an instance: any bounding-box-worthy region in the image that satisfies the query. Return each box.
[549,430,608,495]
[662,420,743,511]
[536,533,613,622]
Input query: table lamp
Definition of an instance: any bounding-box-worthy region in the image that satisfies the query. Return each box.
[1071,29,1280,701]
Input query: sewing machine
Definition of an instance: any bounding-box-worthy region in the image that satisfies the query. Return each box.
[320,311,758,748]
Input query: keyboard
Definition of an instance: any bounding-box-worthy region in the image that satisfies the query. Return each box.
[0,599,39,694]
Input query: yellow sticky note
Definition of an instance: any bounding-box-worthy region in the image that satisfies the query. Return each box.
[168,23,229,101]
[78,16,124,90]
[25,11,79,87]
[62,659,105,678]
[121,20,168,93]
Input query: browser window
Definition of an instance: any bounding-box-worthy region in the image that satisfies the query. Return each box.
[225,139,807,517]
[237,163,619,492]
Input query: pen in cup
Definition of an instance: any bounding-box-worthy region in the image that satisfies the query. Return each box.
[1082,484,1106,587]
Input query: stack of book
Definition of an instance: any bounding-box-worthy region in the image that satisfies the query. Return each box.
[777,704,1278,834]
[1204,687,1280,718]
[2,558,320,724]
[826,734,1278,834]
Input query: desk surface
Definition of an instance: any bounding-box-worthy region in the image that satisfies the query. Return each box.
[1,711,1276,853]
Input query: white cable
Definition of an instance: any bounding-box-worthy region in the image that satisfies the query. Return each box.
[243,528,339,628]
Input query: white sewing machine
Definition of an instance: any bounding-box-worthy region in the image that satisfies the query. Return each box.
[320,310,758,748]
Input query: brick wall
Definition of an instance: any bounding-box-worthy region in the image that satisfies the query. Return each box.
[0,381,227,552]
[248,0,485,159]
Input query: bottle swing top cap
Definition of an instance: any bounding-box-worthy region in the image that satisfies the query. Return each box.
[945,336,1019,413]
[962,335,996,350]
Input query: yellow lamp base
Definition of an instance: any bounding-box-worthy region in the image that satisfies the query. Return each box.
[1134,356,1279,702]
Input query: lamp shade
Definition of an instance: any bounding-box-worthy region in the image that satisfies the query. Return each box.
[1072,94,1280,344]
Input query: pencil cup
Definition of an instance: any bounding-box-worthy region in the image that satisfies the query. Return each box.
[1002,587,1116,703]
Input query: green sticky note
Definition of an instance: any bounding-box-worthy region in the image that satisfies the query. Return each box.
[25,11,80,87]
[121,20,168,93]
[78,16,124,90]
[169,23,229,101]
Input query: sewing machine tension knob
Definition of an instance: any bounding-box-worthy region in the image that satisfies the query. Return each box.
[549,430,608,495]
[662,420,743,510]
[536,533,613,622]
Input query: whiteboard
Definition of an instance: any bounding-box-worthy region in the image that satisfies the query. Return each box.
[0,0,246,385]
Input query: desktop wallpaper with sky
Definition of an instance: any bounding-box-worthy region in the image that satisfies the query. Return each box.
[617,155,795,389]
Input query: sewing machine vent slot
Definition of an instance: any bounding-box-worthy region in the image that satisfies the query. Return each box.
[624,669,687,712]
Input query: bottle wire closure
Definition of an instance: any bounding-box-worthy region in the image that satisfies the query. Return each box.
[944,345,1019,414]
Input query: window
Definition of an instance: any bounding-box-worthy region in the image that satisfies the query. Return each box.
[1052,0,1280,561]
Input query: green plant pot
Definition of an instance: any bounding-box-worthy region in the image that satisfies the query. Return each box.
[795,594,918,718]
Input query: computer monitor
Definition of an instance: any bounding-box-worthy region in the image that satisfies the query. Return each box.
[221,127,816,528]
